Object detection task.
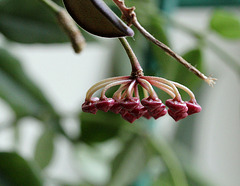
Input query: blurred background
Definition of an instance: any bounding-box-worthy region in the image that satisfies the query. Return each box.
[0,0,239,186]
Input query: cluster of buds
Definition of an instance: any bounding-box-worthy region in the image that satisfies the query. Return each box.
[82,75,201,123]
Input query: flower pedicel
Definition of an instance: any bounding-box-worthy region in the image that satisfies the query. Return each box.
[63,0,216,123]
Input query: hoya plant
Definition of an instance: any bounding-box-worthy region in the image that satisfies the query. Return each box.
[64,0,215,123]
[0,0,239,185]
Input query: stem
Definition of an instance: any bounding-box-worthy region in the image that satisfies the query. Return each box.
[172,82,195,100]
[134,84,139,97]
[143,76,181,100]
[134,20,216,85]
[86,76,130,100]
[113,84,129,99]
[113,0,217,86]
[163,13,240,77]
[118,38,143,77]
[39,0,85,53]
[101,79,132,98]
[126,80,136,98]
[149,80,176,98]
[137,78,158,99]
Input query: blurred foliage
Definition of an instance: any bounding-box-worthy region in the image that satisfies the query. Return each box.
[79,111,124,144]
[0,152,42,186]
[34,128,55,169]
[0,0,239,185]
[210,10,240,39]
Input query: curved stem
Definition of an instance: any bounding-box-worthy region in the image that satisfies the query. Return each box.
[143,76,181,100]
[142,87,149,98]
[137,78,158,99]
[86,76,130,100]
[172,82,195,100]
[113,84,130,99]
[101,79,132,98]
[134,84,139,98]
[118,38,143,77]
[126,80,136,98]
[149,80,176,98]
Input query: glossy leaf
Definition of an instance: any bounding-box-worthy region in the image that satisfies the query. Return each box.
[79,111,124,144]
[108,135,148,186]
[0,152,42,186]
[34,129,55,169]
[63,0,134,38]
[210,10,240,39]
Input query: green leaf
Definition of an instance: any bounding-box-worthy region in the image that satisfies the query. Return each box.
[0,0,69,43]
[146,15,176,78]
[79,111,124,144]
[210,10,240,39]
[108,135,148,186]
[0,48,57,118]
[0,152,42,186]
[174,48,203,99]
[34,128,55,169]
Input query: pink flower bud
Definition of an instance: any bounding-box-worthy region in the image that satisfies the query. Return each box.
[121,111,137,123]
[109,100,122,114]
[143,112,152,119]
[166,99,188,121]
[95,98,115,112]
[185,100,202,115]
[149,106,167,119]
[165,99,188,113]
[141,97,163,110]
[82,97,99,114]
[120,97,140,111]
[168,109,188,121]
[130,105,147,119]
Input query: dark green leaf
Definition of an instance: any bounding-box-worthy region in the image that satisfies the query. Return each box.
[108,135,148,186]
[0,152,42,186]
[210,10,240,39]
[79,111,124,144]
[0,0,70,43]
[0,48,57,118]
[34,129,55,169]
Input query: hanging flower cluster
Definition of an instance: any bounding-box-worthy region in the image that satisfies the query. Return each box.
[62,0,215,123]
[82,75,201,123]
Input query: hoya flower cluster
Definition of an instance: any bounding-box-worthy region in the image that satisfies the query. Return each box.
[82,75,201,123]
[61,0,214,123]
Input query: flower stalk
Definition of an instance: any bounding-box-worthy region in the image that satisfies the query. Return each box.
[119,38,143,77]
